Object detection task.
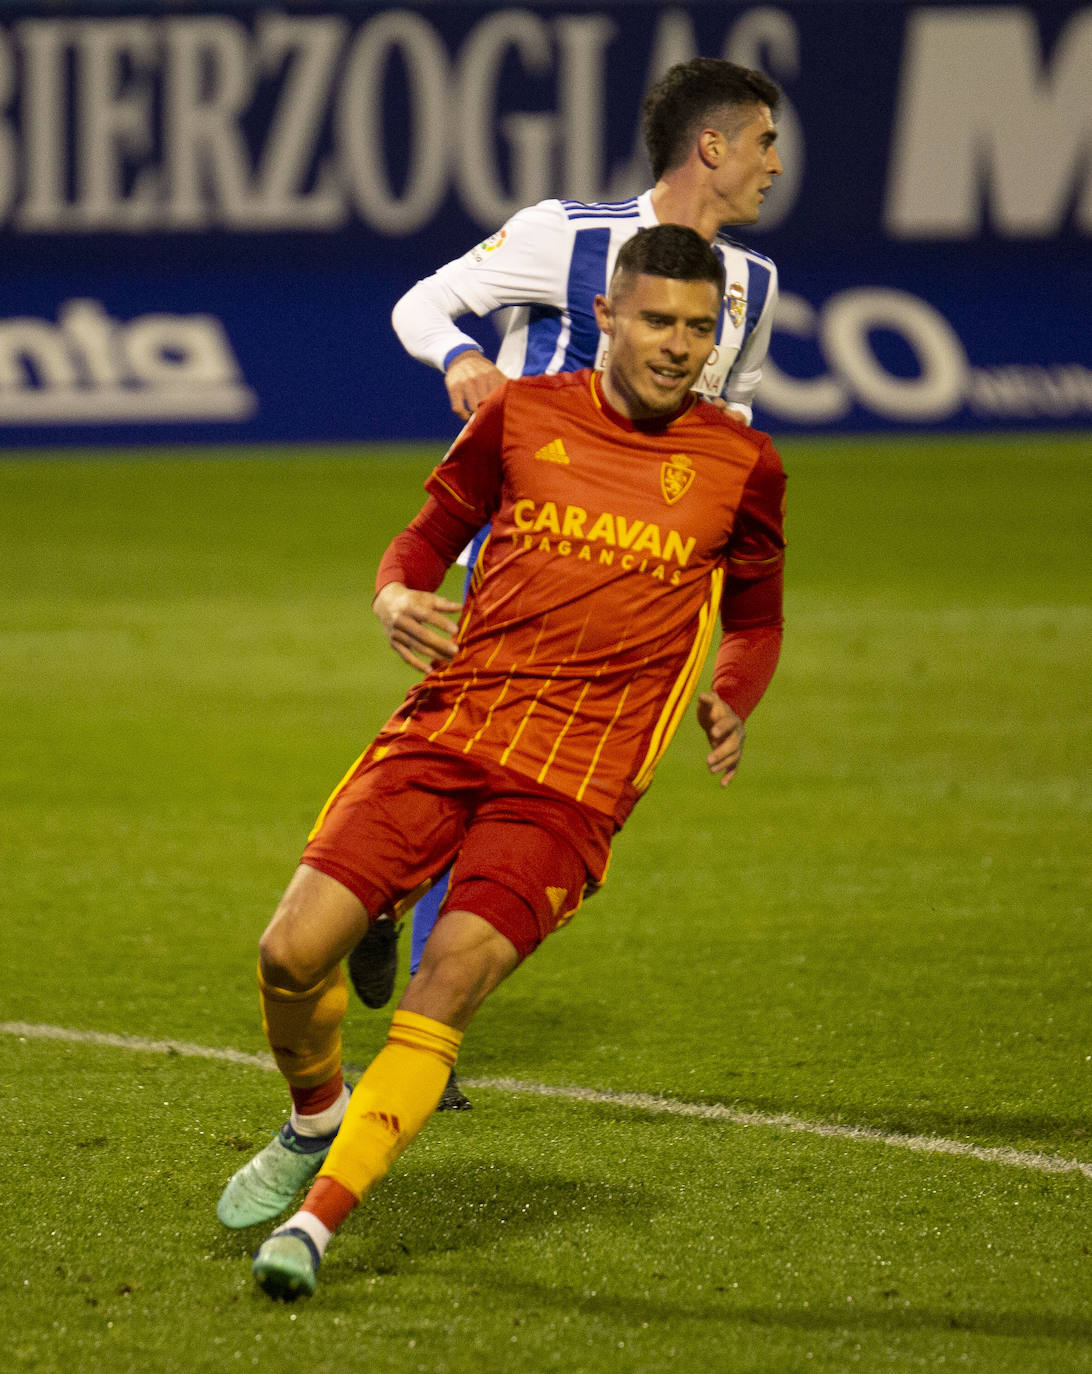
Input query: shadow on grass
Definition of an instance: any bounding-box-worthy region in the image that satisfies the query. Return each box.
[365,1161,656,1265]
[210,1157,657,1269]
[723,1305,1092,1341]
[374,1261,1092,1346]
[205,1156,1091,1349]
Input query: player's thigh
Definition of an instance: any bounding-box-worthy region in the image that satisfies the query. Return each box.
[303,746,469,919]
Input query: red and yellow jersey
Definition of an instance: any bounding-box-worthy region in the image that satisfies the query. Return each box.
[378,369,785,827]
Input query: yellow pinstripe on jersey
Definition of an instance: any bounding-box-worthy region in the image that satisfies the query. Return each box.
[632,565,724,794]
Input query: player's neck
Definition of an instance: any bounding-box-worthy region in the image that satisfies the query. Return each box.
[593,370,693,430]
[650,178,730,245]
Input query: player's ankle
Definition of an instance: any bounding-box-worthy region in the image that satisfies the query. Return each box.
[277,1208,335,1260]
[300,1176,358,1235]
[290,1082,350,1138]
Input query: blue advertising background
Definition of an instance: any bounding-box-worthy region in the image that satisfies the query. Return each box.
[0,1,1089,445]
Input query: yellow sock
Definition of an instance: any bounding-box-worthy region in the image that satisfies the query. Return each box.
[318,1010,462,1201]
[258,961,348,1089]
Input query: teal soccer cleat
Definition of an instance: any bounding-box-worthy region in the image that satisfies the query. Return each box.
[252,1228,321,1300]
[217,1123,335,1229]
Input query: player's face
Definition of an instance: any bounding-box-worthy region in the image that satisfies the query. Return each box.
[713,104,781,224]
[594,273,720,420]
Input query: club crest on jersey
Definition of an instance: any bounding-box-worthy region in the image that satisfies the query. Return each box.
[661,454,694,504]
[471,228,507,262]
[726,282,747,328]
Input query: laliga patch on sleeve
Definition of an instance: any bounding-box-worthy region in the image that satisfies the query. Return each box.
[470,229,508,264]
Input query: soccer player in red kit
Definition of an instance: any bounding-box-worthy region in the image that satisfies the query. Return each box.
[218,225,786,1299]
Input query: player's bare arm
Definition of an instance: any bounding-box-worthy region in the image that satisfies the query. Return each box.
[696,691,746,787]
[444,351,507,421]
[373,581,461,673]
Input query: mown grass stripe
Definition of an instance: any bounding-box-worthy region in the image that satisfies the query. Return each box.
[4,1020,1089,1181]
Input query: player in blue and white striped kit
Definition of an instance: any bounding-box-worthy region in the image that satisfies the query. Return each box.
[349,59,784,1109]
[393,190,777,426]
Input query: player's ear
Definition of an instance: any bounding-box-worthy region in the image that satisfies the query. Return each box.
[593,293,614,336]
[698,127,722,168]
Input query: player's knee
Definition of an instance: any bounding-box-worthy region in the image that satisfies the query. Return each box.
[258,924,324,993]
[258,866,364,991]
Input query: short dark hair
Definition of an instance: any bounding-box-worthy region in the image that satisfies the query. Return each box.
[643,58,781,180]
[610,224,726,298]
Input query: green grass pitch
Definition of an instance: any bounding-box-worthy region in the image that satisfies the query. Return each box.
[1,433,1089,1372]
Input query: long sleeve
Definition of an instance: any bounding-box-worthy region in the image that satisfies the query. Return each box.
[712,431,786,717]
[390,200,572,374]
[375,387,509,598]
[390,274,485,375]
[375,496,482,596]
[720,260,779,425]
[713,600,783,720]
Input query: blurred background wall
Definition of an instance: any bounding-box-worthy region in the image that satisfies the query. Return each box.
[1,0,1089,446]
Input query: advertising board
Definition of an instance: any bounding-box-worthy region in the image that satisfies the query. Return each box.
[0,2,1088,443]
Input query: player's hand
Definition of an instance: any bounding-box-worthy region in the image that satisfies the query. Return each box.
[706,397,750,424]
[445,352,506,421]
[696,692,746,787]
[373,582,461,673]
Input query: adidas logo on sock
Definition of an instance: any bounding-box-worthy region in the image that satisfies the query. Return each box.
[361,1110,402,1138]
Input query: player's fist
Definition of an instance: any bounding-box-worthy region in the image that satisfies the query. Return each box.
[445,352,507,420]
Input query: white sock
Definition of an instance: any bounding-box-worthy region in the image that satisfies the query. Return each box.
[277,1208,333,1260]
[290,1082,351,1138]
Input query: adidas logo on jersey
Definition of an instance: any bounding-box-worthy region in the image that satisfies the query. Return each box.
[534,438,571,465]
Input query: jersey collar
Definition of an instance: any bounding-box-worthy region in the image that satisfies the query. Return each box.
[636,189,658,227]
[590,370,699,432]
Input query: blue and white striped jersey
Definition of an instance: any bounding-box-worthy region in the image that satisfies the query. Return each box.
[392,191,778,425]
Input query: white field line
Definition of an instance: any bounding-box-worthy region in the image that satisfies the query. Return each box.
[4,1020,1089,1181]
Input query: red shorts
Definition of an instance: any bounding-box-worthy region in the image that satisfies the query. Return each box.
[300,733,613,958]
